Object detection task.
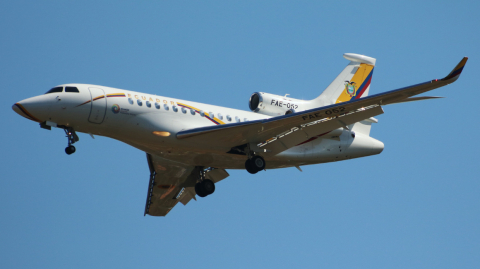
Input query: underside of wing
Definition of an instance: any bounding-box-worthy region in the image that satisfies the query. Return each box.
[144,154,229,216]
[144,154,196,216]
[176,57,467,153]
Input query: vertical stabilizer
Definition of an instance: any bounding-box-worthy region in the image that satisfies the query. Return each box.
[314,53,376,107]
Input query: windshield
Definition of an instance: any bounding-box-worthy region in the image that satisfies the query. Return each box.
[45,87,63,94]
[65,86,79,93]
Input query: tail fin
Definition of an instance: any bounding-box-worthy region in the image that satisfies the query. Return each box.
[315,53,376,106]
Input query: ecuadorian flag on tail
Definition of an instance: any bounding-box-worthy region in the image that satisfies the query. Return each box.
[335,63,374,104]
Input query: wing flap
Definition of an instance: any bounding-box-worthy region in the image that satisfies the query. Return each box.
[205,168,230,183]
[178,187,196,206]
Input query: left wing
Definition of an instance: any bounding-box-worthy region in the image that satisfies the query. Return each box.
[385,96,443,105]
[144,154,229,216]
[177,57,467,151]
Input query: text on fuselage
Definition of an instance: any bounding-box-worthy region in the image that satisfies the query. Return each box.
[270,99,299,110]
[127,94,176,105]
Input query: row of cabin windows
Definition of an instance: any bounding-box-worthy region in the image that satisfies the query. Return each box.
[128,97,247,122]
[45,86,80,94]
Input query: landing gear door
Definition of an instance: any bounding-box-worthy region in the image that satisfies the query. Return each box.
[88,87,106,124]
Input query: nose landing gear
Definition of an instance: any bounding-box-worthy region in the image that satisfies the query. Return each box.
[64,127,79,155]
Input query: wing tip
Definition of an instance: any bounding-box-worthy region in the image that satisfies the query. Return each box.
[441,57,468,81]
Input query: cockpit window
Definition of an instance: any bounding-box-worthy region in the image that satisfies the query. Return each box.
[65,86,79,93]
[45,87,63,94]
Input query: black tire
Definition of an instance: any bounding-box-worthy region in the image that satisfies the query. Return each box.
[65,145,75,155]
[245,159,258,174]
[195,183,207,197]
[202,179,215,195]
[251,155,265,171]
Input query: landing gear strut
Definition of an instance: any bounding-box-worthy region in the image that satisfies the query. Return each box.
[245,155,265,174]
[195,168,215,197]
[64,127,79,155]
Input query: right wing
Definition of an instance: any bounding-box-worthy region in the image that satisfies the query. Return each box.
[177,57,467,152]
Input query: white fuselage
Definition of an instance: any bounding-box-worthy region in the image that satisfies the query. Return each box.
[13,84,384,169]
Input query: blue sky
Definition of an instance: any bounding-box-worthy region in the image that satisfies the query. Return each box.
[1,1,479,268]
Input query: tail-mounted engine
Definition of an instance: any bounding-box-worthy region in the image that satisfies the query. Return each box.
[248,92,307,116]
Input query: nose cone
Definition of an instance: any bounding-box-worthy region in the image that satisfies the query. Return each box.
[12,95,51,122]
[12,103,22,115]
[12,102,41,122]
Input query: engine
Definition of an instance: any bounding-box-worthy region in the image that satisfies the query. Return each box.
[248,92,308,116]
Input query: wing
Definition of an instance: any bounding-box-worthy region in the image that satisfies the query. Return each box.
[385,96,444,105]
[144,154,229,216]
[177,57,467,153]
[258,105,384,155]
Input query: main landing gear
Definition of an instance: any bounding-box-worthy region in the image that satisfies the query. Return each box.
[245,155,266,174]
[64,127,79,155]
[195,168,215,197]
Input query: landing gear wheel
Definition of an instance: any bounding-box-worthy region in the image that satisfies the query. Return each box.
[65,145,76,155]
[195,179,215,197]
[64,128,79,155]
[202,179,215,195]
[245,159,258,174]
[251,155,265,171]
[195,183,207,197]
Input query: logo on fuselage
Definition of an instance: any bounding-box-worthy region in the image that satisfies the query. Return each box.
[112,104,120,114]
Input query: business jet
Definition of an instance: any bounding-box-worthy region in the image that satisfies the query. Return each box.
[12,53,467,216]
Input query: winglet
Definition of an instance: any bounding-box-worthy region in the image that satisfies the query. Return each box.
[441,57,468,81]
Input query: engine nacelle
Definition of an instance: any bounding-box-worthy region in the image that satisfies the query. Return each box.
[248,92,308,116]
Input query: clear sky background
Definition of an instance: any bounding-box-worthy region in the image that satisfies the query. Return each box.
[1,1,479,268]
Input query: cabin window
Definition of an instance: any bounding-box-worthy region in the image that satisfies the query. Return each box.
[181,107,187,114]
[128,98,134,105]
[164,104,169,110]
[137,99,143,106]
[146,101,152,108]
[190,109,195,115]
[155,102,161,109]
[244,118,248,122]
[217,113,223,120]
[209,112,214,119]
[226,115,232,121]
[235,116,240,122]
[65,86,79,93]
[172,106,178,112]
[199,110,205,117]
[45,87,63,94]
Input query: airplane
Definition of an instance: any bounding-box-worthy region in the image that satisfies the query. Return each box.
[12,53,467,216]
